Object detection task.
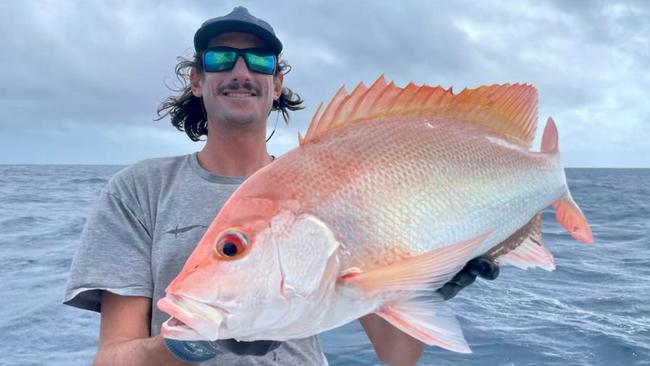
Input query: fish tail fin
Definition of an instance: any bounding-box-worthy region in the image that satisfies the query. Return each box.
[539,117,593,243]
[553,193,593,244]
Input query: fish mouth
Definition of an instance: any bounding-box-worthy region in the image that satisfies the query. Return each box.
[158,294,227,341]
[160,316,202,340]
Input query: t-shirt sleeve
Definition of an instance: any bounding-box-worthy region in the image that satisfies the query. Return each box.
[63,175,154,313]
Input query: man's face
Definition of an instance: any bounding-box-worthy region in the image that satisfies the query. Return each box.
[191,32,283,127]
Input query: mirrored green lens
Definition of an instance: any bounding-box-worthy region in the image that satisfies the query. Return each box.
[244,53,276,74]
[203,48,276,74]
[204,51,237,72]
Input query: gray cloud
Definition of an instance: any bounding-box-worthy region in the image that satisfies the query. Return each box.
[0,0,648,167]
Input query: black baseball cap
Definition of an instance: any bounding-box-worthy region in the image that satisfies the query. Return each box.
[194,6,283,55]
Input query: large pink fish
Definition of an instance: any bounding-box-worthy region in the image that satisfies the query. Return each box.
[158,76,593,353]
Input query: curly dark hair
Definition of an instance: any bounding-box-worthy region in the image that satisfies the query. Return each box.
[156,53,304,141]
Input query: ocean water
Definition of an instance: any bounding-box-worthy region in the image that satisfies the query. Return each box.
[0,165,648,365]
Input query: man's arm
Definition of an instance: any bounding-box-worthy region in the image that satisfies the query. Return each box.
[360,314,423,366]
[93,291,189,366]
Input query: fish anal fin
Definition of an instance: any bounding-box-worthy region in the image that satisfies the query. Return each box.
[498,238,555,271]
[485,214,555,271]
[339,231,491,296]
[301,75,538,148]
[376,296,471,353]
[554,194,593,244]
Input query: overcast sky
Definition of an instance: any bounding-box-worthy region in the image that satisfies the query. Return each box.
[0,0,648,167]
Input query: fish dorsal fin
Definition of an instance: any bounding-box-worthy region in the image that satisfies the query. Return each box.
[301,75,538,148]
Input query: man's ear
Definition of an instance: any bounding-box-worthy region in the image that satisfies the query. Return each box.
[190,67,203,97]
[273,73,284,101]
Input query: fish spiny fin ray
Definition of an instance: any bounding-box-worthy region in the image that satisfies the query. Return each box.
[314,87,348,138]
[301,75,539,148]
[338,231,491,296]
[328,82,369,131]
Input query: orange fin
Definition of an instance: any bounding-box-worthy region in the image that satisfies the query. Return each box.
[498,214,555,271]
[301,75,538,148]
[339,231,491,296]
[541,117,558,153]
[486,214,555,271]
[328,82,369,130]
[554,194,593,243]
[377,296,471,353]
[499,238,555,271]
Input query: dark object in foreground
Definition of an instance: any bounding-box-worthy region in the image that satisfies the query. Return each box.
[165,338,281,362]
[437,257,500,300]
[221,339,282,356]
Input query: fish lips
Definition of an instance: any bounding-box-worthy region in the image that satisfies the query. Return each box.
[158,294,226,341]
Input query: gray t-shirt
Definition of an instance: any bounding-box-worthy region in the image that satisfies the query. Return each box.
[64,153,327,365]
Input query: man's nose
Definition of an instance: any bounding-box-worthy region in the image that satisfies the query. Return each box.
[229,56,252,81]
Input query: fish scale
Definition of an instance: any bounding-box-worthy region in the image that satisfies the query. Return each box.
[256,118,562,271]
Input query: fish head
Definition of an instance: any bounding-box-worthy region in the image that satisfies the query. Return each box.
[158,196,341,341]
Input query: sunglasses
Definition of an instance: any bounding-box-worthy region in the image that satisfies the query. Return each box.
[202,47,277,75]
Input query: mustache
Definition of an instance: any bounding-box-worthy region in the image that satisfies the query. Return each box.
[217,81,261,95]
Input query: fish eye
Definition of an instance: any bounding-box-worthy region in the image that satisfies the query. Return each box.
[214,230,248,259]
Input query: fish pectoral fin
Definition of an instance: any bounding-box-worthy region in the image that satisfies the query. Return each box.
[339,231,492,296]
[376,294,471,353]
[485,214,555,271]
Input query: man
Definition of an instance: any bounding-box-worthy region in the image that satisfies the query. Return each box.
[64,6,498,365]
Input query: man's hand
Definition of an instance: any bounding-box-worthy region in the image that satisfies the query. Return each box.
[164,338,281,362]
[437,256,500,300]
[219,339,282,356]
